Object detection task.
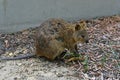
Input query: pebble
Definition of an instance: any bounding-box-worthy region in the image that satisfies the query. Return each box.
[56,73,64,77]
[17,63,22,66]
[8,52,14,56]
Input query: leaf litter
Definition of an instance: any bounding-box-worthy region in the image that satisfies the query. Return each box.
[0,15,120,80]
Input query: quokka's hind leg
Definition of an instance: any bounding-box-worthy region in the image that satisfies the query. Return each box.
[47,40,65,60]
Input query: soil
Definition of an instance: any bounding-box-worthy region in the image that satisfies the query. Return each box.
[0,15,120,80]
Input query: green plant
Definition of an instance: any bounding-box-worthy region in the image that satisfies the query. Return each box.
[82,55,89,73]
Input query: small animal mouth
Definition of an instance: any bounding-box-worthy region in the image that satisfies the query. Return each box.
[85,40,89,43]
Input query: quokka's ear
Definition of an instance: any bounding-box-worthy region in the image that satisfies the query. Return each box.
[75,24,81,31]
[75,20,86,31]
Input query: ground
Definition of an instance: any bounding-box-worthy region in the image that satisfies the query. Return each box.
[0,15,120,80]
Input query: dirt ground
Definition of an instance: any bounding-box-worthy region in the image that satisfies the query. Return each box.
[0,58,80,80]
[0,15,120,80]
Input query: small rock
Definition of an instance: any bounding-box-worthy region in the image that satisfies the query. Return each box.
[22,30,29,35]
[14,50,21,54]
[8,52,14,56]
[56,73,64,77]
[4,40,9,48]
[17,63,22,66]
[23,49,28,54]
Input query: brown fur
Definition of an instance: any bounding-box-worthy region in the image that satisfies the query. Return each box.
[35,18,89,60]
[0,18,89,60]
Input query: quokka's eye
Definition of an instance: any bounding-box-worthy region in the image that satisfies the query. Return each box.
[81,35,85,38]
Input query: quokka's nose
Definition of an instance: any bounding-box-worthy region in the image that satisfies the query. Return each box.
[86,40,89,43]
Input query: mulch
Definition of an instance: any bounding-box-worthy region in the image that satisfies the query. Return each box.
[0,15,120,80]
